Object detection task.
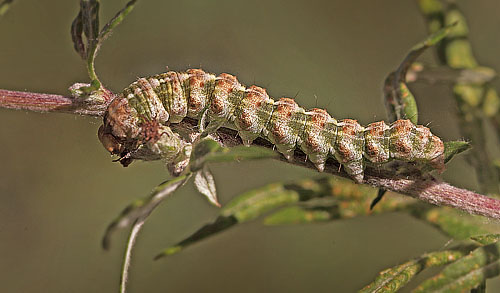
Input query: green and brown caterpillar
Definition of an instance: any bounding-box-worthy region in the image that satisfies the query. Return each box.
[98,69,444,182]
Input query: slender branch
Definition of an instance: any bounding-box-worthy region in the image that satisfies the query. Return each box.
[120,218,145,293]
[208,121,500,220]
[417,0,500,194]
[1,88,500,219]
[0,88,110,116]
[117,175,189,292]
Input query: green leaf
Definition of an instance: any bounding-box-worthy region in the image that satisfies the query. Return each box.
[397,82,418,124]
[407,66,497,85]
[70,11,86,59]
[443,140,470,164]
[384,24,454,123]
[413,242,500,292]
[190,138,276,171]
[0,0,15,17]
[220,183,300,221]
[415,207,488,240]
[263,206,331,225]
[80,0,100,48]
[189,138,276,206]
[482,86,500,117]
[154,216,237,260]
[70,0,138,89]
[471,234,500,246]
[189,138,223,171]
[102,174,191,250]
[417,0,443,16]
[154,183,299,260]
[202,145,277,164]
[360,250,466,293]
[99,0,138,41]
[194,165,220,207]
[155,177,416,259]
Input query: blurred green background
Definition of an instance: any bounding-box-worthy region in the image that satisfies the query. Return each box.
[1,0,500,292]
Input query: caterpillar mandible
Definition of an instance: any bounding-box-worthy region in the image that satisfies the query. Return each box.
[98,69,445,183]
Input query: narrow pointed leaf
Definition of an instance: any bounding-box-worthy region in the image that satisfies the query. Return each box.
[70,11,86,59]
[360,250,466,293]
[482,86,500,117]
[190,138,223,171]
[154,216,237,260]
[99,0,138,41]
[398,82,418,124]
[194,165,220,207]
[263,206,331,225]
[443,140,470,163]
[413,207,488,240]
[155,183,301,260]
[370,188,387,210]
[413,242,500,292]
[0,0,15,17]
[102,174,190,250]
[155,178,416,259]
[384,24,454,123]
[407,66,496,85]
[202,145,277,164]
[190,138,276,171]
[80,0,99,48]
[471,234,500,246]
[397,24,455,83]
[71,0,137,89]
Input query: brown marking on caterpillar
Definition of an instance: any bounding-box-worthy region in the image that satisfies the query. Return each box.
[211,73,242,119]
[235,85,274,145]
[300,108,332,171]
[364,121,390,164]
[99,69,446,183]
[303,109,329,152]
[390,119,417,160]
[334,119,365,182]
[267,98,307,161]
[335,119,363,163]
[105,97,139,139]
[235,86,266,131]
[140,119,163,144]
[186,69,215,117]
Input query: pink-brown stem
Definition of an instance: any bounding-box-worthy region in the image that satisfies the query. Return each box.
[2,88,500,220]
[0,88,109,116]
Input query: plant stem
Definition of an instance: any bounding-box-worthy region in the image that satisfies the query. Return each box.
[205,120,500,219]
[2,88,500,219]
[120,218,145,293]
[0,88,108,116]
[417,0,500,194]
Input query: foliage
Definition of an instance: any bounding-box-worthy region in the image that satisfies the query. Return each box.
[2,0,500,292]
[67,0,500,292]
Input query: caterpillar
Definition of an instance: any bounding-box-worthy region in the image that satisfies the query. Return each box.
[98,69,445,183]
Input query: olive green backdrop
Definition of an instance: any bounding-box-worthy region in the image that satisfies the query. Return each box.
[1,0,499,292]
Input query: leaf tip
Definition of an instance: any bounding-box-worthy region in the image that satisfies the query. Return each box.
[444,140,471,163]
[154,246,182,260]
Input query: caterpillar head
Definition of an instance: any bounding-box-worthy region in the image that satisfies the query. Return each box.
[98,124,124,155]
[98,122,135,167]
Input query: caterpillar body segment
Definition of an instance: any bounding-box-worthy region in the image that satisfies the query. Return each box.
[98,69,445,182]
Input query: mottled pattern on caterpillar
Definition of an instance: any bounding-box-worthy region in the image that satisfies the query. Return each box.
[98,69,445,182]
